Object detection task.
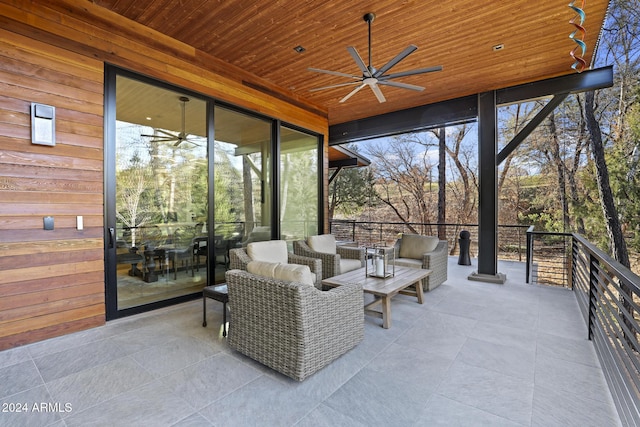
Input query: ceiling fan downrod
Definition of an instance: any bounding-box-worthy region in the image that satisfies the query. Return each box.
[364,12,375,75]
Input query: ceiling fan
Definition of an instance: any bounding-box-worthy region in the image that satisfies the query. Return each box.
[141,96,202,147]
[308,12,442,103]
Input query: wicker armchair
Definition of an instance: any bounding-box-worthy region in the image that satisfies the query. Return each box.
[392,234,448,291]
[229,240,322,288]
[225,269,364,381]
[293,235,365,279]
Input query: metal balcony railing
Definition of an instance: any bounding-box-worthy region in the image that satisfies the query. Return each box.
[329,219,529,261]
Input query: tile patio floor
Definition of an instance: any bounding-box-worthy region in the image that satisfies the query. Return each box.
[0,259,622,426]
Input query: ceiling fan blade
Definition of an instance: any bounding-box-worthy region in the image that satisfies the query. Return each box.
[377,80,425,91]
[374,45,418,77]
[370,83,386,103]
[143,136,179,142]
[339,83,366,103]
[307,67,360,79]
[310,81,362,92]
[347,46,372,77]
[380,65,443,80]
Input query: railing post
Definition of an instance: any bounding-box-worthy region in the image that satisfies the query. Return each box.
[525,226,534,283]
[518,227,522,262]
[569,236,576,289]
[588,252,597,341]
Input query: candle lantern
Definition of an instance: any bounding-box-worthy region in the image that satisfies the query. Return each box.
[366,244,395,278]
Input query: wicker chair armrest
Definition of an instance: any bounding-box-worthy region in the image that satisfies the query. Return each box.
[293,240,342,280]
[229,247,252,270]
[336,245,366,265]
[421,240,448,268]
[287,253,323,287]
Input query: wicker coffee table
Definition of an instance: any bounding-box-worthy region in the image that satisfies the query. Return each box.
[321,266,431,329]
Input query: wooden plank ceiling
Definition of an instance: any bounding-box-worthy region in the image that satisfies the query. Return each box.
[94,0,610,126]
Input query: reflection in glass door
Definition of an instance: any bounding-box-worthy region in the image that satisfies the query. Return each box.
[280,126,319,244]
[213,106,272,282]
[112,76,208,311]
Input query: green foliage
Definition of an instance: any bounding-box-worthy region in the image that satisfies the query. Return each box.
[329,166,377,218]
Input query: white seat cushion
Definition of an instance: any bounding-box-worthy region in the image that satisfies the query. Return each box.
[307,234,337,254]
[399,235,439,259]
[340,258,362,274]
[247,240,288,264]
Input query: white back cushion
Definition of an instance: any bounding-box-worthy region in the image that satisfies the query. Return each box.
[247,240,288,264]
[399,234,439,259]
[307,234,336,254]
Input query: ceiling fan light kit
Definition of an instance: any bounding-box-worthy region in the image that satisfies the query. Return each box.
[309,12,442,103]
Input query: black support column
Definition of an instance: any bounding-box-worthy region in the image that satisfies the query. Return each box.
[469,91,506,284]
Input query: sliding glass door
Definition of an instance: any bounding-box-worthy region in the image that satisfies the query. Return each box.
[212,106,272,263]
[280,126,320,245]
[105,67,321,319]
[107,74,209,315]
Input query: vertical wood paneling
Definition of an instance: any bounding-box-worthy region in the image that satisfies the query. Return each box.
[0,28,105,351]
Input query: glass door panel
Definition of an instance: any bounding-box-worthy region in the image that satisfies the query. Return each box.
[213,106,272,281]
[114,76,208,310]
[280,126,319,245]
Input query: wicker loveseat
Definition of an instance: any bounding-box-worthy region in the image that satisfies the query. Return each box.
[225,268,364,381]
[392,234,448,291]
[229,240,322,288]
[293,234,365,279]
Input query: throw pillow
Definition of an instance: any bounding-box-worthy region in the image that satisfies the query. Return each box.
[247,260,279,278]
[273,264,314,287]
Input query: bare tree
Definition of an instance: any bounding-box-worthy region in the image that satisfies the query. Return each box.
[365,135,437,234]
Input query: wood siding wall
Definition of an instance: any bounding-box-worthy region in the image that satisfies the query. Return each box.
[0,29,105,350]
[0,1,329,350]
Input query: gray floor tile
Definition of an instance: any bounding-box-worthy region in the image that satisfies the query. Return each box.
[437,360,534,425]
[532,384,621,427]
[534,354,610,402]
[323,366,428,426]
[471,321,537,353]
[366,342,452,390]
[46,356,154,414]
[418,394,525,427]
[536,331,599,368]
[161,352,262,410]
[33,338,129,383]
[171,412,215,427]
[0,346,31,370]
[63,380,195,427]
[0,360,43,399]
[0,385,61,427]
[199,376,318,426]
[457,337,536,381]
[130,335,220,378]
[294,403,368,427]
[27,328,108,360]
